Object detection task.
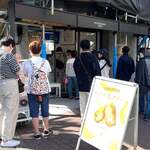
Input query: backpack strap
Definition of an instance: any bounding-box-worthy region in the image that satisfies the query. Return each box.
[100,62,107,71]
[30,60,36,70]
[39,60,46,70]
[30,59,45,70]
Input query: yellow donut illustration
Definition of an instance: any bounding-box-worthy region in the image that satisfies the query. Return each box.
[120,101,128,125]
[94,106,105,123]
[82,125,96,140]
[104,103,116,127]
[108,140,118,150]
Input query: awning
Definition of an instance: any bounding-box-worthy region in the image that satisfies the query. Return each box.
[119,22,148,35]
[94,0,150,21]
[15,4,77,27]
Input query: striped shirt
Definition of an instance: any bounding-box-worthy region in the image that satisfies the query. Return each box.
[0,53,20,79]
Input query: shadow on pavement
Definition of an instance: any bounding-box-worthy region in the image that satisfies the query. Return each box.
[18,133,99,150]
[14,111,150,150]
[15,115,98,150]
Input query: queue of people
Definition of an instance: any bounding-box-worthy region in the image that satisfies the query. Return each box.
[0,39,53,147]
[0,36,149,148]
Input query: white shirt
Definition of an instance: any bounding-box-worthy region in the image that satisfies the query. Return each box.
[99,59,110,78]
[66,58,76,77]
[22,56,51,93]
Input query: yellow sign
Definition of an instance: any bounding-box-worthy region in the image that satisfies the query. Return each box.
[80,77,137,150]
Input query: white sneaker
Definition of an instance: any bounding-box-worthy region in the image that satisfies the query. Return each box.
[0,139,20,147]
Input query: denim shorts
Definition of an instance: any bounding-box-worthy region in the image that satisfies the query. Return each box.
[27,94,50,118]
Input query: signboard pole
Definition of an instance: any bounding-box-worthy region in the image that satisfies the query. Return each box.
[51,0,54,15]
[133,87,139,150]
[75,137,81,150]
[42,24,45,41]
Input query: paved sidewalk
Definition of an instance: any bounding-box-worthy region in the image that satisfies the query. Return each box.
[1,98,150,150]
[49,98,80,116]
[49,98,150,150]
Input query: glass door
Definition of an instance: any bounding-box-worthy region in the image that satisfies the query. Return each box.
[79,31,97,51]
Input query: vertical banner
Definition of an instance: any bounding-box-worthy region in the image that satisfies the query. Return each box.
[41,41,47,59]
[113,33,117,78]
[78,77,138,150]
[41,24,46,59]
[113,47,117,78]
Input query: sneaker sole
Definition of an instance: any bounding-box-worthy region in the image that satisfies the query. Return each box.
[33,135,42,140]
[0,145,19,148]
[34,137,41,140]
[42,130,53,137]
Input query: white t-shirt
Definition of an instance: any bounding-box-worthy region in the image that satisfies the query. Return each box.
[65,58,76,77]
[22,56,51,94]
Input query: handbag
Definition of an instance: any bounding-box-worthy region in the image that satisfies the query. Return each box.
[36,95,43,102]
[18,78,25,93]
[64,77,68,85]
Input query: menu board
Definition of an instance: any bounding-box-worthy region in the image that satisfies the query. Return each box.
[80,77,137,150]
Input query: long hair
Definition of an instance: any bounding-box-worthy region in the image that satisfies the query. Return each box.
[98,48,112,67]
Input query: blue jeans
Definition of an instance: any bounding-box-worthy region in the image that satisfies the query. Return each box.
[27,94,50,118]
[67,77,79,98]
[144,90,150,118]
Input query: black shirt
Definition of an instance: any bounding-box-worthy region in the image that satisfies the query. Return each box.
[116,54,135,81]
[74,52,101,92]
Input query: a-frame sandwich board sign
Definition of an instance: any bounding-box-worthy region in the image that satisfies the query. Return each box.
[76,76,139,150]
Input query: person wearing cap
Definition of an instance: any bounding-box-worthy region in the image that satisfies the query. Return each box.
[0,37,20,147]
[116,46,135,81]
[96,48,111,77]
